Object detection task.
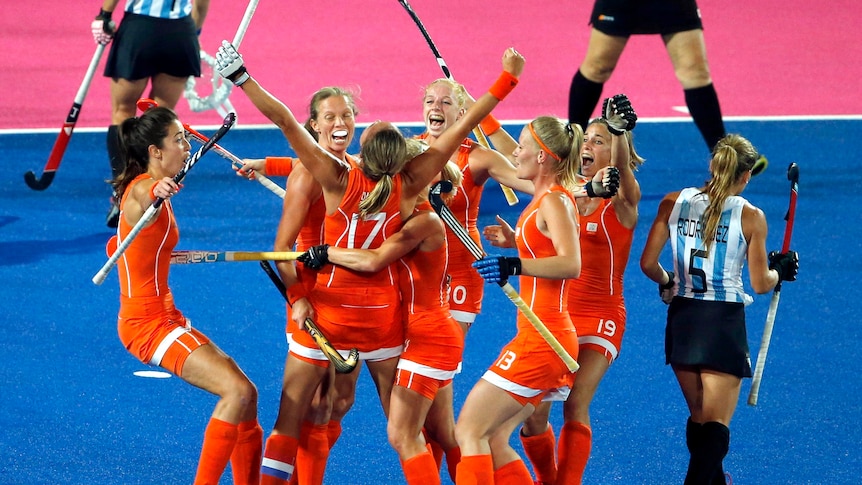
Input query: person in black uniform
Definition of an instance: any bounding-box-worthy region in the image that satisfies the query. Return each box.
[568,0,725,151]
[91,0,210,227]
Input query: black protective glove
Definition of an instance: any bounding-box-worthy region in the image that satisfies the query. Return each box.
[769,250,799,282]
[602,94,637,135]
[298,244,330,270]
[585,166,620,198]
[659,271,675,304]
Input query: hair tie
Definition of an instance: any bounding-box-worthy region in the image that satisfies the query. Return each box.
[528,122,561,161]
[565,123,574,138]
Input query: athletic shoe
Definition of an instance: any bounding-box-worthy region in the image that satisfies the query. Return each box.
[105,195,120,228]
[751,154,768,176]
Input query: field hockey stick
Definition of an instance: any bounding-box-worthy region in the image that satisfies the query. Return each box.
[183,123,286,198]
[24,43,106,190]
[186,0,259,113]
[748,162,799,406]
[396,0,519,206]
[92,112,237,285]
[171,250,302,264]
[428,182,579,372]
[259,260,359,374]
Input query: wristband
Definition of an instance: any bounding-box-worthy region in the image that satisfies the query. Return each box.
[584,181,597,198]
[232,70,250,87]
[286,282,307,306]
[479,114,502,136]
[98,8,112,20]
[265,157,295,177]
[488,71,519,101]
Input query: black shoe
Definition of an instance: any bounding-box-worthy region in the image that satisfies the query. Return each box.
[106,195,120,228]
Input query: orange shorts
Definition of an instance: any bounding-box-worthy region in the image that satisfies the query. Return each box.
[447,263,484,325]
[118,294,209,376]
[400,311,464,372]
[289,285,403,360]
[481,329,579,407]
[395,368,453,401]
[571,306,626,365]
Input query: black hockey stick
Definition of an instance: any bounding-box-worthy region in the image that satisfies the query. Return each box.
[259,260,359,374]
[396,0,519,205]
[25,44,106,190]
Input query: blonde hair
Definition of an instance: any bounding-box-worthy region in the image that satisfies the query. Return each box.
[358,126,408,217]
[528,116,584,191]
[701,134,759,251]
[423,78,466,109]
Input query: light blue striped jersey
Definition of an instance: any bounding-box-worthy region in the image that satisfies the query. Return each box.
[667,187,753,305]
[124,0,193,19]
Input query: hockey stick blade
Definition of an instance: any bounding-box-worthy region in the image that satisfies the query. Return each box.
[258,260,358,373]
[24,170,55,191]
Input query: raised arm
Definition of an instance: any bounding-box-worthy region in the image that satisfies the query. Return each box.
[604,94,642,228]
[215,41,346,195]
[402,48,525,199]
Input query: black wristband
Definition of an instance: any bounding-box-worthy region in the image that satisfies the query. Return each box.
[505,257,522,276]
[585,181,597,198]
[98,8,113,20]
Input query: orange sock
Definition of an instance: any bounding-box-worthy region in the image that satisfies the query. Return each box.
[194,418,238,485]
[444,446,461,483]
[326,420,342,450]
[296,422,330,485]
[423,429,444,471]
[261,434,299,485]
[556,421,592,485]
[520,424,556,484]
[455,455,493,485]
[230,419,263,485]
[402,451,441,485]
[493,459,534,485]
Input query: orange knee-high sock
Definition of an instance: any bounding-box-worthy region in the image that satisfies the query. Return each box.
[230,419,263,485]
[194,418,239,485]
[444,446,461,483]
[422,429,445,471]
[556,421,592,485]
[296,422,330,485]
[326,420,342,450]
[493,459,534,485]
[402,451,442,485]
[520,424,557,484]
[455,455,493,485]
[261,434,300,485]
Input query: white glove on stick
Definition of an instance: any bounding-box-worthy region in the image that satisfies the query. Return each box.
[91,9,116,45]
[216,40,250,86]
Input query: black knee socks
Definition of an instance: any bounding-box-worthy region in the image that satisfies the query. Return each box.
[685,419,729,485]
[684,84,726,152]
[568,69,604,130]
[107,125,123,182]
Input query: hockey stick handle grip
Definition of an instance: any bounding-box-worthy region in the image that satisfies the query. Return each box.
[748,288,781,405]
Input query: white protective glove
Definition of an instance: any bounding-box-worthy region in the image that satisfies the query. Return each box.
[215,40,250,86]
[91,10,116,45]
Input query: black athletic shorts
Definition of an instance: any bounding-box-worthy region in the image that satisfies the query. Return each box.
[664,297,752,378]
[104,13,201,81]
[589,0,704,36]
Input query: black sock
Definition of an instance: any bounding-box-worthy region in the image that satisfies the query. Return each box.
[684,84,726,152]
[685,417,703,476]
[568,69,604,130]
[685,421,729,485]
[107,125,124,183]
